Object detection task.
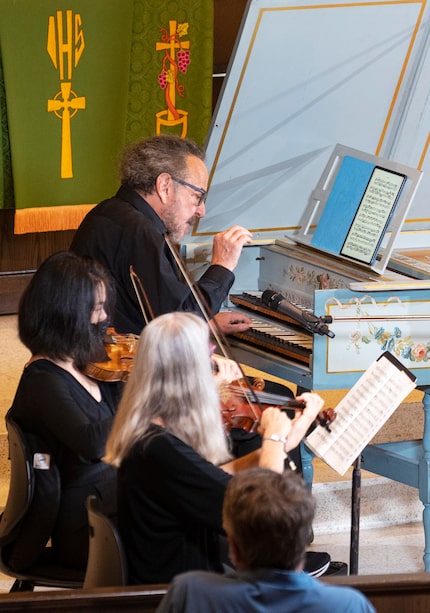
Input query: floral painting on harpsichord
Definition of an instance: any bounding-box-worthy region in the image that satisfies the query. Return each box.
[323,293,430,374]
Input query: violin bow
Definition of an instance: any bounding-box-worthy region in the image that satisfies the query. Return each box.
[129,265,154,326]
[164,234,263,423]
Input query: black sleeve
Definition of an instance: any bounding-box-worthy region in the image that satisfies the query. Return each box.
[128,229,235,319]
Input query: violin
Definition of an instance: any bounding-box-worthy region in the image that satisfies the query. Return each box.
[87,324,336,436]
[220,377,336,434]
[87,327,336,433]
[85,328,138,382]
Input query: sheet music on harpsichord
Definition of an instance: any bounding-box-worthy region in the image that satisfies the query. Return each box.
[305,351,417,475]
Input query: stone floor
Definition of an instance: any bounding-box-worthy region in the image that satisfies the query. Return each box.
[0,314,427,592]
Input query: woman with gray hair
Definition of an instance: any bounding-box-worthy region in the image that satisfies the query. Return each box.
[105,311,324,585]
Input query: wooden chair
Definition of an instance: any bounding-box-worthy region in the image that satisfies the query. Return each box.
[84,495,128,588]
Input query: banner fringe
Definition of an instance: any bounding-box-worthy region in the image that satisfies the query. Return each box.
[14,204,95,234]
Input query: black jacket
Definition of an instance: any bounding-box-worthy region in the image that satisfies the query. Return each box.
[71,186,235,334]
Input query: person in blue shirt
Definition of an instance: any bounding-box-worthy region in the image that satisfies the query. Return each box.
[156,467,376,613]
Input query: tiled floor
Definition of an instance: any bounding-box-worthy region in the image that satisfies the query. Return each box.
[310,459,425,575]
[0,314,427,593]
[311,521,425,575]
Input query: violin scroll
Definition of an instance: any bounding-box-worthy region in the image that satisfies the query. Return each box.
[316,407,336,432]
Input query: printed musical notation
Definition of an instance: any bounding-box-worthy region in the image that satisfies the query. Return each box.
[340,167,405,265]
[305,351,416,475]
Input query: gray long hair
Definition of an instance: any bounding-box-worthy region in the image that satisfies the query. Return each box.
[104,312,231,467]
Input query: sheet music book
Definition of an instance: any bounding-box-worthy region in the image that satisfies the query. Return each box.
[305,351,417,475]
[310,156,406,266]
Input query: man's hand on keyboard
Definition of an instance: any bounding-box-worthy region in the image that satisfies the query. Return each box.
[210,311,252,335]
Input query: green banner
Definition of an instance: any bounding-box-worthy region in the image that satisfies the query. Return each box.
[126,0,214,146]
[0,0,213,233]
[0,51,14,211]
[0,0,134,231]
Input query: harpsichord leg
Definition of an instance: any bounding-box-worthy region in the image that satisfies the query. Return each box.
[419,388,430,571]
[301,442,314,489]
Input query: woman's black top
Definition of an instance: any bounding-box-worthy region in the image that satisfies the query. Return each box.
[118,424,232,584]
[9,359,120,568]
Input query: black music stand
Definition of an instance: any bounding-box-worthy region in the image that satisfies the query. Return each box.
[350,455,362,574]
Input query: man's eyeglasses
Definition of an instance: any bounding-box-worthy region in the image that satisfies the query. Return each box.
[171,176,207,206]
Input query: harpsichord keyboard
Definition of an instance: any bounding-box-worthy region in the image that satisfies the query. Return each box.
[229,292,313,365]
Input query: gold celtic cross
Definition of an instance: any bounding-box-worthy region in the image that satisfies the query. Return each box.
[47,10,86,178]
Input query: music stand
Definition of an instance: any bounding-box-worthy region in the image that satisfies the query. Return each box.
[350,455,362,574]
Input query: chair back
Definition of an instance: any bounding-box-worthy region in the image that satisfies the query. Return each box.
[84,494,128,588]
[0,415,83,592]
[0,417,34,544]
[0,415,61,572]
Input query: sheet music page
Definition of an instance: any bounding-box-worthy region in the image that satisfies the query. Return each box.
[339,167,405,265]
[305,352,417,475]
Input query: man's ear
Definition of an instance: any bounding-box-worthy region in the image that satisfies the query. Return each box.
[227,534,243,569]
[155,172,172,204]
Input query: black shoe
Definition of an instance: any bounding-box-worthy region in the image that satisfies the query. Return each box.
[321,561,348,576]
[304,551,331,577]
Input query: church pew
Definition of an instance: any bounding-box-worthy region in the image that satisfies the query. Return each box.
[0,584,167,612]
[0,573,429,612]
[323,572,430,613]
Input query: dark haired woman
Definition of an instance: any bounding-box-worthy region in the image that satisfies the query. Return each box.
[8,251,121,569]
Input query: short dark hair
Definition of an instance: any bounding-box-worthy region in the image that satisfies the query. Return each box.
[19,251,115,369]
[118,134,206,194]
[223,468,316,570]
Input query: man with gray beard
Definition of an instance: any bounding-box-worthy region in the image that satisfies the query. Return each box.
[71,134,252,336]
